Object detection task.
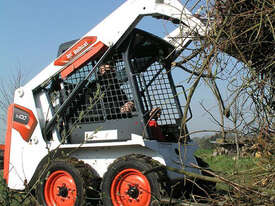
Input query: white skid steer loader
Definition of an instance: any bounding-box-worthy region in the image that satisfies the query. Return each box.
[3,0,209,205]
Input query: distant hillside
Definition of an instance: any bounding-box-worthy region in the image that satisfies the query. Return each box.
[193,136,216,150]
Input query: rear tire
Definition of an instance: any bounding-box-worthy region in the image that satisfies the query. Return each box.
[36,159,86,206]
[101,154,163,206]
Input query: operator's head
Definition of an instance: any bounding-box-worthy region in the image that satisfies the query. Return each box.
[150,107,162,120]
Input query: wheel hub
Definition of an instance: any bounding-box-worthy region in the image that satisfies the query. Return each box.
[127,185,139,199]
[57,184,69,198]
[44,170,77,206]
[110,168,152,206]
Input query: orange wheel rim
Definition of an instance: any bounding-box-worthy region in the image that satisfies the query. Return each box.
[110,168,151,206]
[44,170,77,206]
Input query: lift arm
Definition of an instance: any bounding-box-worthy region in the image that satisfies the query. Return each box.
[24,0,206,91]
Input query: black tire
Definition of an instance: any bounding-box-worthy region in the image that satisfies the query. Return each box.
[36,159,87,206]
[101,154,164,206]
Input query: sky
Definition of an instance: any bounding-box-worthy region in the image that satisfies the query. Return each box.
[0,0,226,143]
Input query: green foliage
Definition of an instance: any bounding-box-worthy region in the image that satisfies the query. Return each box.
[0,173,11,206]
[0,172,36,206]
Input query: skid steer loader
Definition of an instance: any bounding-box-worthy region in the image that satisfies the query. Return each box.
[3,0,208,205]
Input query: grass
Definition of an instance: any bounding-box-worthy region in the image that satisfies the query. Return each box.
[195,148,259,192]
[195,149,257,174]
[195,147,275,206]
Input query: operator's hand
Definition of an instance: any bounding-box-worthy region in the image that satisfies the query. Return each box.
[99,64,114,75]
[120,101,134,113]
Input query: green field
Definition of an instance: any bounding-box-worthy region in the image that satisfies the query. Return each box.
[196,149,257,174]
[195,149,260,191]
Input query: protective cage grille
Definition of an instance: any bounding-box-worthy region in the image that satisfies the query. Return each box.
[60,57,136,124]
[134,60,181,126]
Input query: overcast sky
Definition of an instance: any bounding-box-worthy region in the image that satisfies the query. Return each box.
[0,0,225,144]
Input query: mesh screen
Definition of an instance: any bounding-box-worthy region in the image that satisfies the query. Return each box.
[61,57,135,124]
[134,60,180,125]
[50,56,180,127]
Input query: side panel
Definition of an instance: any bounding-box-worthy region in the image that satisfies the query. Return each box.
[65,137,199,180]
[4,104,38,184]
[70,145,165,178]
[7,129,49,190]
[4,103,48,190]
[8,129,29,188]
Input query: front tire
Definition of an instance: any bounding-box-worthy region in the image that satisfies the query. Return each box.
[36,160,86,206]
[101,154,163,206]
